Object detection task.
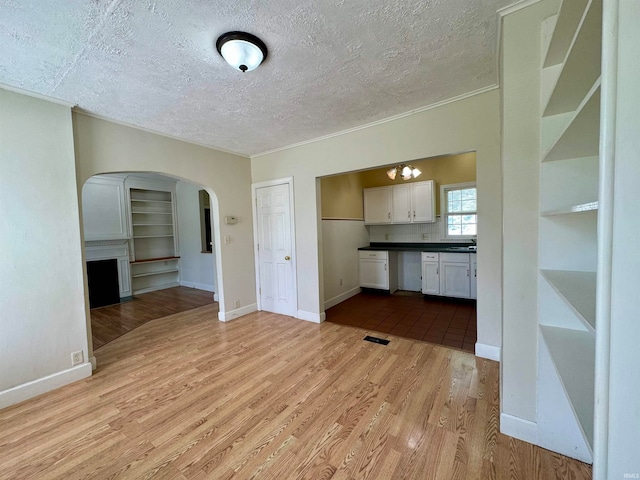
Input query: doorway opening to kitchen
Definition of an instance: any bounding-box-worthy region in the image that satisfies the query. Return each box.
[320,152,478,352]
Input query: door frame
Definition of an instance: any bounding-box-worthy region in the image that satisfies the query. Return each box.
[251,177,298,315]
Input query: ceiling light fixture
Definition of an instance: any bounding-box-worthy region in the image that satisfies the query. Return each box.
[216,31,268,72]
[386,164,422,181]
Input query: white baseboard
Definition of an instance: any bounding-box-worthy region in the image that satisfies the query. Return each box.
[323,287,361,310]
[500,413,539,445]
[0,363,92,409]
[297,310,327,323]
[218,303,257,322]
[475,342,501,362]
[90,356,97,370]
[180,280,215,293]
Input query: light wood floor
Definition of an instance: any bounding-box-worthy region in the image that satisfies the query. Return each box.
[90,286,215,348]
[0,305,591,479]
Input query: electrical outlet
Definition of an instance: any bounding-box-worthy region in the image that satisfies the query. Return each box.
[385,233,389,240]
[422,233,429,240]
[235,299,240,308]
[339,278,343,286]
[71,351,84,366]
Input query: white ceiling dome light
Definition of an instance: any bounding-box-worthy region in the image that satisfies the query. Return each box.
[216,31,268,72]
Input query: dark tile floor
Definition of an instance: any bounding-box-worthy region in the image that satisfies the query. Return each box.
[326,291,477,353]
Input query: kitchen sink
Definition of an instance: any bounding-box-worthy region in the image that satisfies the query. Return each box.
[446,246,477,252]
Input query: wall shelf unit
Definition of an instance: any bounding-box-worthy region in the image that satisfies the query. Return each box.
[127,184,180,294]
[536,0,601,463]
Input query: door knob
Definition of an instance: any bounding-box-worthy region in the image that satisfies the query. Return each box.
[285,256,291,261]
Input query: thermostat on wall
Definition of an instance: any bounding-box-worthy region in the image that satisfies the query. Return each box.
[224,216,238,225]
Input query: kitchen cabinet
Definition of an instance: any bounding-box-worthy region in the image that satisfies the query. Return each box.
[439,253,470,298]
[470,253,477,299]
[411,181,435,223]
[363,180,435,225]
[421,252,440,295]
[363,187,391,224]
[359,250,397,292]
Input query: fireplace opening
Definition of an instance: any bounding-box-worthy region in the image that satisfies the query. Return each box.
[87,259,120,308]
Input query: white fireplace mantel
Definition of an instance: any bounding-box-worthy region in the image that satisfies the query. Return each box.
[85,240,131,298]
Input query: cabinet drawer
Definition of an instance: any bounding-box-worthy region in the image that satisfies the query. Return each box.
[359,250,388,260]
[440,252,470,263]
[421,252,439,261]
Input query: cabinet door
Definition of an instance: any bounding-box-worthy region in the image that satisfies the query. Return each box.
[470,254,477,299]
[359,258,388,289]
[363,187,392,224]
[391,184,412,223]
[422,261,440,295]
[412,180,435,223]
[440,262,470,298]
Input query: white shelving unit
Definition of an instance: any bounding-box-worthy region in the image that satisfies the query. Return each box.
[536,0,601,463]
[128,187,180,294]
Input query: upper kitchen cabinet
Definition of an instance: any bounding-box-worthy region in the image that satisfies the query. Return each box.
[363,186,392,224]
[364,180,435,225]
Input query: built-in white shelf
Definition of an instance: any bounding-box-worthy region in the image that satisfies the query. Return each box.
[131,211,173,215]
[131,199,172,204]
[131,256,180,264]
[133,234,174,239]
[543,81,600,162]
[541,201,598,217]
[543,0,590,68]
[133,223,173,226]
[540,269,596,332]
[540,325,595,450]
[132,268,179,278]
[543,0,602,116]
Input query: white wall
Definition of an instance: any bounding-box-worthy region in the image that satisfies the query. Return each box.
[500,0,558,426]
[252,90,502,352]
[72,112,255,326]
[0,89,91,407]
[176,181,216,294]
[605,0,640,475]
[322,220,369,310]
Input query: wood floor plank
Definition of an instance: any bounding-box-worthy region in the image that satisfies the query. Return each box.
[0,304,592,479]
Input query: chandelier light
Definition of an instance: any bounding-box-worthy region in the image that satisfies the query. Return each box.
[216,31,268,72]
[386,164,422,181]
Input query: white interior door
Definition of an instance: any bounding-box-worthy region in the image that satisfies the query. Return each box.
[256,183,296,316]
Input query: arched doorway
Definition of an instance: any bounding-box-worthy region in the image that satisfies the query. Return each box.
[80,171,222,358]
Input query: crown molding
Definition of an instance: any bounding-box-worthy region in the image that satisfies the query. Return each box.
[251,84,499,159]
[0,83,76,108]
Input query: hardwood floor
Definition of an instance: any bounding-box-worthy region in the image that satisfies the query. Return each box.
[90,286,215,348]
[0,305,591,479]
[327,292,477,353]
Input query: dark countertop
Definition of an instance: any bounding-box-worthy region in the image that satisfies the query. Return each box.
[359,242,477,253]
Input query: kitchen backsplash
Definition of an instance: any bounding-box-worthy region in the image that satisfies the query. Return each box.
[368,217,471,243]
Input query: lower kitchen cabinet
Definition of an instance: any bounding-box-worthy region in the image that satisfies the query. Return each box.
[421,252,440,295]
[439,253,470,298]
[470,253,477,299]
[359,250,398,292]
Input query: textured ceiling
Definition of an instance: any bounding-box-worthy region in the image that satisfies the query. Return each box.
[0,0,512,156]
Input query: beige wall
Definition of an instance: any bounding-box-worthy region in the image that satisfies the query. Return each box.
[321,152,477,219]
[0,89,91,407]
[320,173,365,219]
[72,112,255,325]
[252,90,502,350]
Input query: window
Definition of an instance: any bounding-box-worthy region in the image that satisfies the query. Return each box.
[442,183,477,238]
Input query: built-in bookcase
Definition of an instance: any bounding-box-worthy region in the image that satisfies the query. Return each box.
[537,0,601,463]
[128,185,180,294]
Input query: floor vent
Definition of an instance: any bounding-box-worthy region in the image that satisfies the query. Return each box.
[363,335,390,345]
